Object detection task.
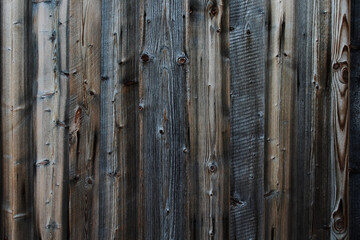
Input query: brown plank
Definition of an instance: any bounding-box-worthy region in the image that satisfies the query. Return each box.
[68,0,101,239]
[264,0,297,238]
[186,0,231,239]
[0,1,34,239]
[308,0,332,238]
[330,0,350,238]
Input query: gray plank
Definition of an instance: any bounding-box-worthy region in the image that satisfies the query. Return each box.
[229,0,265,239]
[100,0,140,239]
[138,0,187,239]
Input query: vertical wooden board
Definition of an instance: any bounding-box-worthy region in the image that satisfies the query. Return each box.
[309,0,332,239]
[69,0,101,239]
[99,0,140,239]
[186,0,230,239]
[350,0,360,238]
[138,0,188,239]
[291,0,313,238]
[264,0,297,239]
[330,0,350,239]
[32,0,69,238]
[0,1,34,239]
[228,0,265,239]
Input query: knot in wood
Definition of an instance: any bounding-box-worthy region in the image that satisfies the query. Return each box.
[341,67,348,83]
[209,6,218,17]
[333,62,340,70]
[208,163,217,173]
[177,56,187,65]
[141,53,150,62]
[334,218,345,232]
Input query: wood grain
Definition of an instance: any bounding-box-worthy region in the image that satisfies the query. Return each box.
[229,0,265,239]
[32,1,69,238]
[350,0,360,238]
[100,0,140,239]
[69,0,101,239]
[138,0,188,238]
[186,0,231,239]
[265,0,297,238]
[330,0,350,239]
[0,1,34,239]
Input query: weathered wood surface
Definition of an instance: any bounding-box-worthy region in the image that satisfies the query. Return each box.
[33,0,69,239]
[350,0,360,239]
[187,0,230,239]
[0,0,356,239]
[100,0,139,239]
[1,1,34,239]
[229,0,265,239]
[330,0,350,239]
[139,0,188,239]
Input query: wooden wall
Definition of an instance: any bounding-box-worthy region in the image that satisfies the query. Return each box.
[0,0,355,239]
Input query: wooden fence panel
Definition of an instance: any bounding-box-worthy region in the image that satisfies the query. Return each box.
[0,0,355,239]
[350,0,360,239]
[229,0,265,239]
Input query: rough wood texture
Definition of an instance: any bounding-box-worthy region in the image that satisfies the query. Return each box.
[307,0,333,239]
[229,0,265,239]
[350,0,360,238]
[68,0,101,239]
[32,1,69,238]
[100,0,140,239]
[330,0,350,239]
[186,0,231,239]
[0,1,34,239]
[0,0,356,239]
[138,0,188,239]
[264,0,297,238]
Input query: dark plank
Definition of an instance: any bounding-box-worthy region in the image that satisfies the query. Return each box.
[229,0,265,239]
[350,0,360,238]
[99,0,140,239]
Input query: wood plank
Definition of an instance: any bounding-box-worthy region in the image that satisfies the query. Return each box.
[308,0,332,238]
[99,0,140,239]
[330,0,350,239]
[0,1,34,239]
[138,0,188,239]
[186,0,231,239]
[228,0,265,238]
[32,1,69,238]
[264,0,297,238]
[350,0,360,237]
[68,0,101,239]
